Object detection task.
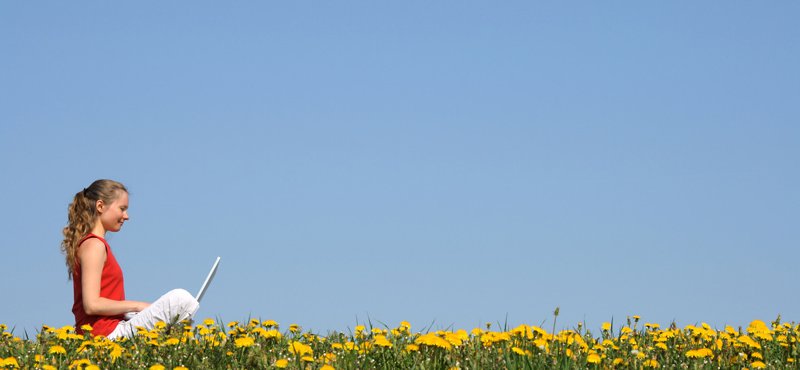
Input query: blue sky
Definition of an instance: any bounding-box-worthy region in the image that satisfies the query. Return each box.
[1,1,798,335]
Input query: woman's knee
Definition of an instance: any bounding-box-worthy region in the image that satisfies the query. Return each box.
[166,289,199,309]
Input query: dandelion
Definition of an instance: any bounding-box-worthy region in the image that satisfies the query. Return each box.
[511,347,526,356]
[203,318,215,327]
[289,324,300,333]
[374,335,393,348]
[415,333,452,350]
[49,345,67,355]
[405,344,419,352]
[42,366,57,370]
[320,366,335,370]
[751,361,767,369]
[602,322,611,332]
[69,359,92,369]
[81,324,93,332]
[235,336,255,348]
[643,359,659,368]
[288,341,313,356]
[174,367,189,370]
[150,365,166,370]
[2,357,19,368]
[275,359,289,368]
[685,348,713,358]
[587,353,601,364]
[262,320,278,328]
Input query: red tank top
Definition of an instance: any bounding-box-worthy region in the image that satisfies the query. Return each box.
[72,234,126,337]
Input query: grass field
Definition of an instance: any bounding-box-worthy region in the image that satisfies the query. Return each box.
[1,312,797,369]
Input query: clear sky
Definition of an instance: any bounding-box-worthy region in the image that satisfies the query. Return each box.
[1,1,798,336]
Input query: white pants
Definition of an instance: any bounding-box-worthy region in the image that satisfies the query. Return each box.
[107,288,199,340]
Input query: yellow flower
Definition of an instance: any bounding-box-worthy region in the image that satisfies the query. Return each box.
[511,347,526,356]
[751,352,763,360]
[602,322,611,331]
[235,336,255,348]
[203,318,215,327]
[69,359,92,368]
[301,356,314,362]
[738,335,762,349]
[174,367,189,370]
[2,357,19,368]
[109,343,123,361]
[587,353,601,364]
[685,348,713,358]
[86,366,100,370]
[155,321,167,330]
[288,341,313,356]
[49,345,67,355]
[275,359,289,368]
[405,344,419,352]
[81,324,93,332]
[289,324,300,333]
[656,342,668,350]
[415,333,452,350]
[227,321,239,328]
[751,361,767,369]
[42,366,57,370]
[164,338,180,346]
[320,366,335,370]
[374,335,393,348]
[150,365,166,370]
[262,320,278,328]
[257,328,282,340]
[643,359,659,368]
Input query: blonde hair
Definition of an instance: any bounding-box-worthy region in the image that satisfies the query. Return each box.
[61,179,128,279]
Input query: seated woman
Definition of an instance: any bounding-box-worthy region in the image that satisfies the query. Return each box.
[61,179,199,339]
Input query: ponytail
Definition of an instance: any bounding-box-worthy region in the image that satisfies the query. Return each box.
[61,179,128,279]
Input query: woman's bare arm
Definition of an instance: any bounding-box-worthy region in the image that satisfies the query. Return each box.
[78,239,150,316]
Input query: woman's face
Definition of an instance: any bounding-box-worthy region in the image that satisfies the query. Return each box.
[97,191,129,232]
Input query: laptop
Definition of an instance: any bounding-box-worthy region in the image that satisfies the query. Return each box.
[123,256,221,320]
[195,256,221,302]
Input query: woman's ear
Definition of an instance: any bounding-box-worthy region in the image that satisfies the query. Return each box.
[95,199,106,214]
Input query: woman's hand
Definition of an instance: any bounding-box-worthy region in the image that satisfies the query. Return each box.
[134,302,151,312]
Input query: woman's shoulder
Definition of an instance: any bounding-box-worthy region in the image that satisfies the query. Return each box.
[78,236,107,254]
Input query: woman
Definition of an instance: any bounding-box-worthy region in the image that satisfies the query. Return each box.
[61,179,199,339]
